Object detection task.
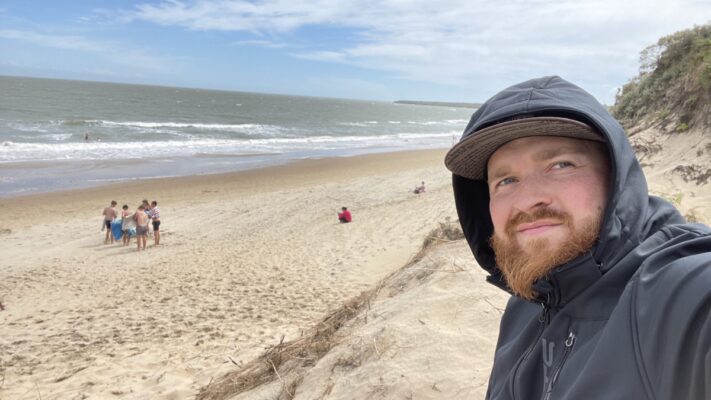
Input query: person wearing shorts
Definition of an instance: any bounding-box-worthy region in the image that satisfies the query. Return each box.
[148,200,161,246]
[134,205,149,251]
[120,204,134,246]
[102,200,118,244]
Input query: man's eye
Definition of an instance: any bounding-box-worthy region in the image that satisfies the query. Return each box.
[552,161,574,169]
[496,177,516,187]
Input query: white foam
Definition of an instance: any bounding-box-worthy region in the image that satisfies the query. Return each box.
[7,122,49,133]
[98,120,279,132]
[0,131,457,163]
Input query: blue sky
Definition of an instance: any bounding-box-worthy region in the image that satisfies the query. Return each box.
[1,1,710,104]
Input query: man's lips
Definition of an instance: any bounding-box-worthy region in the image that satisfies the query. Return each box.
[516,220,563,234]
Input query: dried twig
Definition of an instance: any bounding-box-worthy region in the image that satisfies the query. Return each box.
[269,359,292,398]
[34,382,43,400]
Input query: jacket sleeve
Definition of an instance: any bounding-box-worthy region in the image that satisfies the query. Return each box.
[634,235,711,400]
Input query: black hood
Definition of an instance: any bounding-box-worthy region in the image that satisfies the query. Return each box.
[451,76,684,296]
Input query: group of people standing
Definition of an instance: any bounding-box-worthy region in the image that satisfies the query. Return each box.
[102,199,161,251]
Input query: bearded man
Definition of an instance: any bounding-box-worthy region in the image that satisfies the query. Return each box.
[445,76,711,399]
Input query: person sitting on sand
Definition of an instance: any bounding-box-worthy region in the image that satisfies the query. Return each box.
[134,204,149,251]
[102,200,118,244]
[413,181,426,194]
[338,207,352,223]
[121,204,134,247]
[147,200,161,246]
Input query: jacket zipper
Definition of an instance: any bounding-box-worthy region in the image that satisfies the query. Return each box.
[510,305,550,400]
[542,331,577,400]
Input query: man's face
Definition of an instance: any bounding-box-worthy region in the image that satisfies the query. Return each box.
[487,136,609,299]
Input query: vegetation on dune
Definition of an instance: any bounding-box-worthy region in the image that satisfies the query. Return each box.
[612,24,711,132]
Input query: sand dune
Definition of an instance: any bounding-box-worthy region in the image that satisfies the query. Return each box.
[197,226,508,400]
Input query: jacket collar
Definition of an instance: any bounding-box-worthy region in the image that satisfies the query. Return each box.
[531,252,602,308]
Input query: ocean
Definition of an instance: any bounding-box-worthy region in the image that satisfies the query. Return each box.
[0,76,473,197]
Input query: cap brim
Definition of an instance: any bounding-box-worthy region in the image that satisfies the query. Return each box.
[444,116,604,181]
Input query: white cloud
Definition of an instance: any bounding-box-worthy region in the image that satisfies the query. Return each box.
[232,39,288,48]
[0,29,108,52]
[294,50,347,62]
[0,29,175,74]
[125,0,711,101]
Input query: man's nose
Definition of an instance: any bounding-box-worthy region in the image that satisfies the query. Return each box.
[511,176,553,212]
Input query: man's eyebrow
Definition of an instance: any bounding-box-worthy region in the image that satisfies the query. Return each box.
[488,166,510,182]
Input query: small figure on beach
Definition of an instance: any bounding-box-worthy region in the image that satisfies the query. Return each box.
[102,200,118,244]
[121,204,135,246]
[85,133,89,142]
[338,206,352,223]
[413,181,426,194]
[141,199,153,235]
[445,76,711,397]
[147,200,161,246]
[134,204,149,251]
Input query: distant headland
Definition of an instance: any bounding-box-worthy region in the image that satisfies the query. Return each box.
[394,100,481,109]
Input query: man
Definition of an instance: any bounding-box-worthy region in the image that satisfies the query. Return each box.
[120,204,134,247]
[134,204,149,251]
[147,200,161,246]
[102,200,118,244]
[414,181,426,194]
[445,76,710,399]
[338,207,352,223]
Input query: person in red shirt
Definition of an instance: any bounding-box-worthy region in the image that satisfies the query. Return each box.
[338,207,352,223]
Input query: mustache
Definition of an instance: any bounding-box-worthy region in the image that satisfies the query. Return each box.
[505,208,570,236]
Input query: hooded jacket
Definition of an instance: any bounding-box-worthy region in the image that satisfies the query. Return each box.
[452,76,711,399]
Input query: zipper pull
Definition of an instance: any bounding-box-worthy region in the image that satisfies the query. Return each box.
[564,331,576,348]
[543,331,577,400]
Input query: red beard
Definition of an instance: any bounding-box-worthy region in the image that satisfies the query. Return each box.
[490,207,601,300]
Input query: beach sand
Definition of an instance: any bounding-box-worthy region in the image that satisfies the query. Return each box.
[0,149,465,399]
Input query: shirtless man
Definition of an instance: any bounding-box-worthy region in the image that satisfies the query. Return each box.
[102,200,118,244]
[134,204,149,251]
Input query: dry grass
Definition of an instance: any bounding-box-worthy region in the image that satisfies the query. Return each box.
[672,164,711,185]
[195,221,463,400]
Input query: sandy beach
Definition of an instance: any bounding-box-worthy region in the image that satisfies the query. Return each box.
[0,149,466,399]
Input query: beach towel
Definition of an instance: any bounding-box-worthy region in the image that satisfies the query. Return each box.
[111,220,123,240]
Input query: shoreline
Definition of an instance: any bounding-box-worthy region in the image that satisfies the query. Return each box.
[0,146,454,200]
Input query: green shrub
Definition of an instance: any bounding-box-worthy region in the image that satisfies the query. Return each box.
[612,24,711,131]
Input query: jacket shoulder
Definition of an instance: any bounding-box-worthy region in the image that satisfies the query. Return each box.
[631,223,711,399]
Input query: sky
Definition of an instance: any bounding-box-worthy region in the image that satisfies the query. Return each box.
[1,1,710,104]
